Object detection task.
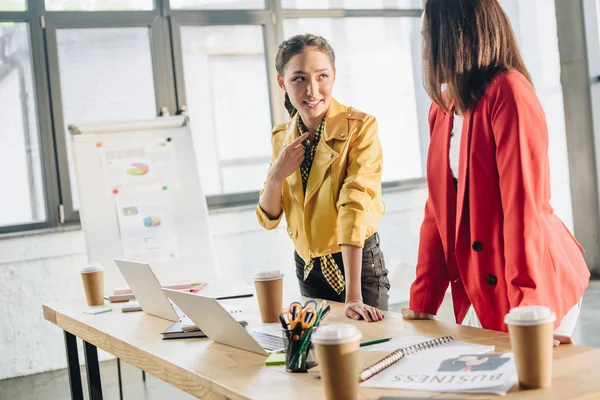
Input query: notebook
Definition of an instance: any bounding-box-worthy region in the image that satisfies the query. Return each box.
[107,283,207,303]
[308,335,494,380]
[105,293,135,303]
[161,305,247,339]
[360,336,455,382]
[121,299,142,313]
[162,322,207,340]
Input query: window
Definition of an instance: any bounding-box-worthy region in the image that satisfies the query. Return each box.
[498,0,573,228]
[56,27,157,209]
[282,0,422,9]
[597,0,600,45]
[0,0,433,234]
[45,0,154,11]
[0,23,46,227]
[284,17,425,181]
[0,0,26,11]
[170,0,265,10]
[180,25,272,196]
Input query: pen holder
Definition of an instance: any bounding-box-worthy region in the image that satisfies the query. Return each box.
[283,327,317,373]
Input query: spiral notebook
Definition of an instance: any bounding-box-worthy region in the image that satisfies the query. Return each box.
[308,335,494,381]
[359,336,454,382]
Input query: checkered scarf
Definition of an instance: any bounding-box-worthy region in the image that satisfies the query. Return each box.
[297,116,345,294]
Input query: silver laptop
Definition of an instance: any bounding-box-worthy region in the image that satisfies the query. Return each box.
[161,288,285,355]
[113,259,184,322]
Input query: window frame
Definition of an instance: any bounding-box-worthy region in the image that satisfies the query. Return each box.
[0,2,61,235]
[171,2,429,208]
[0,0,428,237]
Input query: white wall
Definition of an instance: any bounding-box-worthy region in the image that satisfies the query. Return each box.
[0,188,427,380]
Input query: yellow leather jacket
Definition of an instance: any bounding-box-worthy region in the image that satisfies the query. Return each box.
[256,98,384,263]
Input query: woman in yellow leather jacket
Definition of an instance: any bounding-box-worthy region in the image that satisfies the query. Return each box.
[256,34,390,322]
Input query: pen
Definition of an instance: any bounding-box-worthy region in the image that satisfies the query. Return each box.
[360,337,392,347]
[278,312,290,340]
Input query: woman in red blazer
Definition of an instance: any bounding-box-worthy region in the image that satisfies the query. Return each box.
[403,0,590,343]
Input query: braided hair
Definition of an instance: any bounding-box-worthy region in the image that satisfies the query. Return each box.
[275,34,336,118]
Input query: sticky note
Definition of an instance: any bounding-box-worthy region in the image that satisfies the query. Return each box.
[84,307,112,315]
[265,352,286,366]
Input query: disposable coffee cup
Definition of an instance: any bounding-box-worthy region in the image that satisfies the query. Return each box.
[253,270,283,323]
[81,263,105,307]
[504,306,556,389]
[312,324,362,400]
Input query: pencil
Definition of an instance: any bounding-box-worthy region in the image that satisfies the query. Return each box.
[360,337,392,347]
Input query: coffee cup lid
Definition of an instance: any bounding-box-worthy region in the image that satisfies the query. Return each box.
[81,263,103,274]
[312,324,362,345]
[504,306,556,326]
[253,270,283,281]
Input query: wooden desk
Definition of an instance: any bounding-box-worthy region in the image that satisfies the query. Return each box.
[43,298,600,400]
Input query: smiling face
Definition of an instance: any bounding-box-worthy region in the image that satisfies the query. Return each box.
[277,48,336,127]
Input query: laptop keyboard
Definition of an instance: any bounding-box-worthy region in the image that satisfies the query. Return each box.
[251,331,286,351]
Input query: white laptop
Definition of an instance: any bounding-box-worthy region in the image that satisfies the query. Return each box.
[161,288,285,355]
[113,259,188,323]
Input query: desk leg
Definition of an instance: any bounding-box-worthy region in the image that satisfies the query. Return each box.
[63,331,84,400]
[117,358,123,400]
[83,341,103,400]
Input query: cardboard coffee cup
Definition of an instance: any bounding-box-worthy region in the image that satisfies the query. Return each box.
[81,263,105,307]
[312,324,362,400]
[504,306,556,389]
[253,270,283,323]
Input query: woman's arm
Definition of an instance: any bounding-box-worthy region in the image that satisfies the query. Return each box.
[258,175,284,220]
[256,131,310,228]
[492,73,574,344]
[403,103,448,320]
[337,115,385,322]
[342,244,384,322]
[491,73,548,309]
[404,198,448,319]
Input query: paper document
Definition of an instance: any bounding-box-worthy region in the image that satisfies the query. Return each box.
[360,352,517,395]
[100,139,180,193]
[115,190,179,262]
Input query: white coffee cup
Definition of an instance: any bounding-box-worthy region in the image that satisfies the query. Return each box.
[253,270,283,281]
[80,263,104,307]
[253,270,283,323]
[312,324,363,400]
[504,306,556,389]
[81,263,103,274]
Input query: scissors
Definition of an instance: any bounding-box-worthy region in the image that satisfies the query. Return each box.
[287,302,317,340]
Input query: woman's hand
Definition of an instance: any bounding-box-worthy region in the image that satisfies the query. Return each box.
[401,308,435,320]
[345,299,385,322]
[267,131,310,184]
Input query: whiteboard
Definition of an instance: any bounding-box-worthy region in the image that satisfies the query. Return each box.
[70,116,217,291]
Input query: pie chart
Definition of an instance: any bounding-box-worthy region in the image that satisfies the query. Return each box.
[143,216,161,227]
[127,163,149,176]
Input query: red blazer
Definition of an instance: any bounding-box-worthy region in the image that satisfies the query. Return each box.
[409,71,590,332]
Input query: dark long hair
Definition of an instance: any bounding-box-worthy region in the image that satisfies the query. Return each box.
[422,0,532,114]
[275,34,336,117]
